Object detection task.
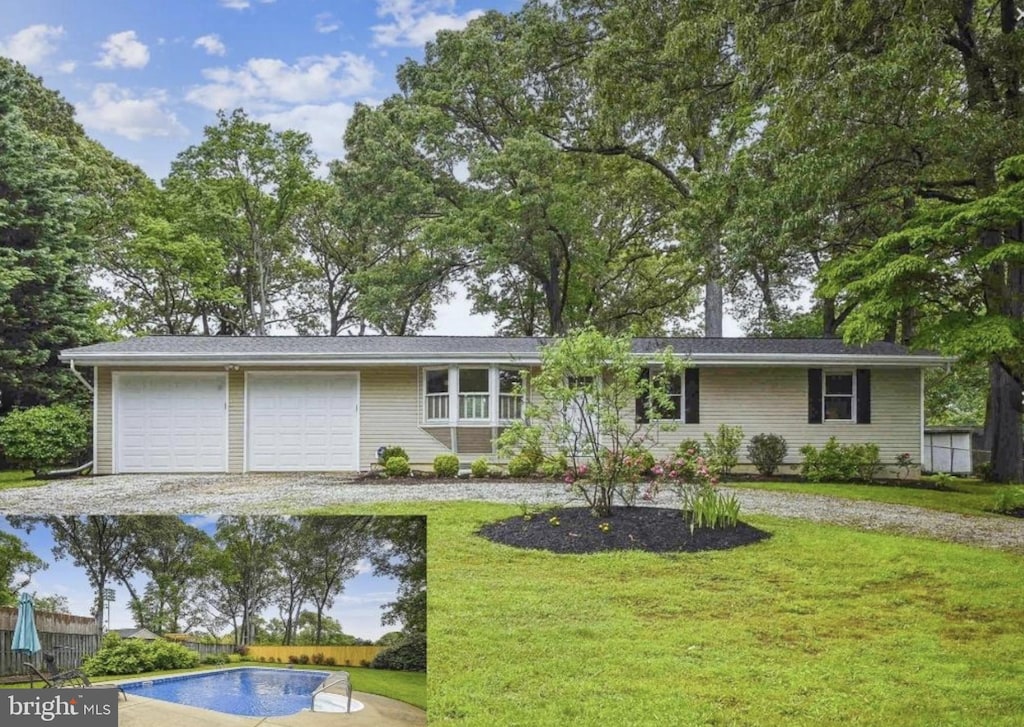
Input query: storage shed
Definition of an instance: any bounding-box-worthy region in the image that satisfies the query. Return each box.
[922,426,978,475]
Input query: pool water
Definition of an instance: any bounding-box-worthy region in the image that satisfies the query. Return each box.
[121,667,332,717]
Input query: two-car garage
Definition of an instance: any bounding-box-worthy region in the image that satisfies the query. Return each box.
[112,372,359,473]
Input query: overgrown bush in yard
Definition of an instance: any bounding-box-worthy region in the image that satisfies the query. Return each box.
[703,424,744,475]
[370,632,426,672]
[495,421,544,469]
[507,454,535,477]
[84,634,200,676]
[800,437,882,482]
[501,329,684,517]
[384,456,411,477]
[747,433,788,476]
[470,457,489,478]
[623,446,655,477]
[538,453,568,478]
[0,404,90,475]
[378,445,408,464]
[433,453,460,477]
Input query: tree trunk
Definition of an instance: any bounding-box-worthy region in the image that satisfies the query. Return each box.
[704,280,723,337]
[987,361,1023,482]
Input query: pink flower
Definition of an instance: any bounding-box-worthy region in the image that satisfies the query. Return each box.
[652,465,664,476]
[669,470,678,478]
[564,474,575,485]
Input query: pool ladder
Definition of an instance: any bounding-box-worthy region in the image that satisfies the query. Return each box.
[311,671,352,713]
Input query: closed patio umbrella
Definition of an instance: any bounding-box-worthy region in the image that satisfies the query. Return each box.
[11,593,42,657]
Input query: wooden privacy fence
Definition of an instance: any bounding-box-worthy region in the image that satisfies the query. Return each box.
[246,645,382,665]
[182,641,235,655]
[0,606,100,676]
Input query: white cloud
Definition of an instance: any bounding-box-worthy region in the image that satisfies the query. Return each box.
[96,30,150,69]
[57,60,77,74]
[372,0,484,47]
[315,13,341,34]
[194,34,227,56]
[0,24,65,67]
[186,53,377,111]
[259,101,354,160]
[76,84,187,141]
[220,0,276,9]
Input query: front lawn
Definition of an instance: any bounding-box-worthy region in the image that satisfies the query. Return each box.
[0,470,42,490]
[727,478,1005,517]
[340,501,1024,726]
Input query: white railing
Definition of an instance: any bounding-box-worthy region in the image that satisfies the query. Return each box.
[459,393,489,420]
[311,672,351,713]
[499,394,523,421]
[425,394,449,421]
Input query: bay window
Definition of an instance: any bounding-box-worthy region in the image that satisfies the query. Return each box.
[423,366,527,424]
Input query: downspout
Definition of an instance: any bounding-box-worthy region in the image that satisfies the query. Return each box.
[45,359,95,477]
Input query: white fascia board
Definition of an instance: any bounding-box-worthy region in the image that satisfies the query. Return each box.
[60,351,952,368]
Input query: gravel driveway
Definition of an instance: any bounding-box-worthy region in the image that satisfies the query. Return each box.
[1,474,1021,552]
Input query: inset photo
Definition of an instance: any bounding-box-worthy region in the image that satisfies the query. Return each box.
[0,515,425,725]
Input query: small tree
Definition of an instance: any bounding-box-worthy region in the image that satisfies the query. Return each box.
[513,329,683,517]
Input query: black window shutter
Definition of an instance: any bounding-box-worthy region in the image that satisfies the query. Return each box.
[808,368,823,424]
[635,367,650,424]
[684,368,700,424]
[856,369,871,424]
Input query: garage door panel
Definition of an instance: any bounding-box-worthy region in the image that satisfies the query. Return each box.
[115,374,227,473]
[246,374,358,471]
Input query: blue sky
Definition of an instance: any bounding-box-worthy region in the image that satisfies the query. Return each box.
[2,516,404,641]
[1,0,526,335]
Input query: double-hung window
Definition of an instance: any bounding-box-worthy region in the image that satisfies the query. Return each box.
[498,368,524,421]
[458,369,490,420]
[425,369,449,421]
[823,372,854,422]
[636,367,683,423]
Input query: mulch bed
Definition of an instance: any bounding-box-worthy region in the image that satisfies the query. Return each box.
[478,506,771,554]
[1004,508,1024,519]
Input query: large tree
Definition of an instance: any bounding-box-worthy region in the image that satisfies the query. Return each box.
[0,61,103,412]
[167,109,317,335]
[369,516,426,634]
[0,530,45,606]
[299,516,373,646]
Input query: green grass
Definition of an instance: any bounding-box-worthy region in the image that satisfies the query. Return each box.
[0,662,426,709]
[0,470,42,490]
[726,478,1007,517]
[332,501,1024,726]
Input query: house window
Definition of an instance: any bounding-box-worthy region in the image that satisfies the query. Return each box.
[458,368,490,420]
[425,369,449,421]
[636,368,682,423]
[498,368,524,420]
[823,372,854,421]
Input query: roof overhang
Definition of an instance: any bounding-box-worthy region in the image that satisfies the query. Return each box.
[59,351,952,368]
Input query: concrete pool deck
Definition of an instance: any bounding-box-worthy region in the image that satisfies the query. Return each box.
[116,689,426,726]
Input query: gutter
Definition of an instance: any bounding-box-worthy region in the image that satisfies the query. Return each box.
[69,359,94,393]
[56,353,953,368]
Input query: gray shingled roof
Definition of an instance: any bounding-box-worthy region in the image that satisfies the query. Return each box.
[61,335,931,358]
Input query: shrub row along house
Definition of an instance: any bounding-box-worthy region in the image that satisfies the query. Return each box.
[58,336,948,477]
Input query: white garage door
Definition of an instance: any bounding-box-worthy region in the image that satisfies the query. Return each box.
[246,373,359,471]
[115,373,227,473]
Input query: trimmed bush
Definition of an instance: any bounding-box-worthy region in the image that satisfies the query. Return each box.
[747,433,788,476]
[298,654,310,665]
[384,456,411,477]
[624,446,655,476]
[311,652,325,665]
[507,454,535,478]
[370,632,426,672]
[800,437,882,482]
[470,457,490,478]
[324,656,337,666]
[378,445,409,464]
[0,404,90,475]
[538,453,568,478]
[433,453,460,477]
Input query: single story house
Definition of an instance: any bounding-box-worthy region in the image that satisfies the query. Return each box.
[58,336,948,476]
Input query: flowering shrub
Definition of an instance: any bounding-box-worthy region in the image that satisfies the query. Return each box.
[644,452,741,532]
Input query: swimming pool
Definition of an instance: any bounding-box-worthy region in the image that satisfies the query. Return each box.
[120,667,360,717]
